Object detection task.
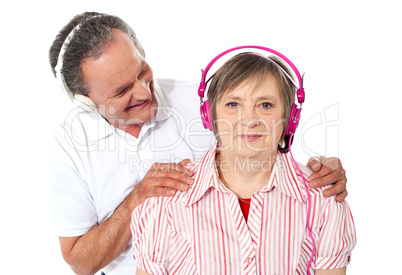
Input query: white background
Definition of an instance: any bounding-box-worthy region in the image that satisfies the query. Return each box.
[1,0,401,274]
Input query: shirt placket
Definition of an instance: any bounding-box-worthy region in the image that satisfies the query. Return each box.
[227,193,257,274]
[120,123,155,179]
[137,135,155,179]
[247,192,264,274]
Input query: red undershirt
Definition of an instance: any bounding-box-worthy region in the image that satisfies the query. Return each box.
[238,198,252,221]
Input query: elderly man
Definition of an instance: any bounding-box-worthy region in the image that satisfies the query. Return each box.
[49,12,348,275]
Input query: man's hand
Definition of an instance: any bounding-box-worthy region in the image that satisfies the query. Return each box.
[306,156,347,202]
[133,159,194,205]
[59,159,194,275]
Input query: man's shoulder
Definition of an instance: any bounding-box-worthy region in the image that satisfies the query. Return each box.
[156,78,199,100]
[51,103,112,146]
[156,78,198,88]
[155,78,204,128]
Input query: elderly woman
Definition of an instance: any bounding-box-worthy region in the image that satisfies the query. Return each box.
[131,51,356,275]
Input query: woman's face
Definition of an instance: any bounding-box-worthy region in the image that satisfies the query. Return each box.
[215,74,285,161]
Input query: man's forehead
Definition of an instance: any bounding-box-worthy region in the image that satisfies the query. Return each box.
[82,32,145,96]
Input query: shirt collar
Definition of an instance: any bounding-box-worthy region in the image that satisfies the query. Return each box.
[71,79,172,142]
[186,144,308,206]
[185,143,220,207]
[260,152,308,203]
[152,81,172,122]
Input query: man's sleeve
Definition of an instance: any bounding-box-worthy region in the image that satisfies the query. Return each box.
[49,128,97,237]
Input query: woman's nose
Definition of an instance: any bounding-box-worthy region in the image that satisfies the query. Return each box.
[241,108,260,128]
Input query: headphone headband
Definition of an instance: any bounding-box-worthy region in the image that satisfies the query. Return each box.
[55,15,101,102]
[198,45,305,135]
[198,45,305,104]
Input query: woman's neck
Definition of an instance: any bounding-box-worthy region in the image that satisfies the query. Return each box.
[217,151,277,198]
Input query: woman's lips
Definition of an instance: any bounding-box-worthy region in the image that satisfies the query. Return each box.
[239,134,262,142]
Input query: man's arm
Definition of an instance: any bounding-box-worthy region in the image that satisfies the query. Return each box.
[306,156,347,202]
[59,192,136,275]
[59,160,193,275]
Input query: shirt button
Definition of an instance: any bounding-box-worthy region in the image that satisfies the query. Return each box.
[246,257,253,264]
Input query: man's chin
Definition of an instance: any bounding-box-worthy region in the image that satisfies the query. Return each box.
[124,112,155,125]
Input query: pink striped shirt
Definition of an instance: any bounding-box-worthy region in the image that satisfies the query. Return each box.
[131,144,356,274]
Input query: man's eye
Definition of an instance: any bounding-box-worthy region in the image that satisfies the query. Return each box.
[114,89,126,98]
[138,65,148,78]
[114,84,132,98]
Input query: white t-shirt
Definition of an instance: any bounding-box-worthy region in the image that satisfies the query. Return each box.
[49,79,215,274]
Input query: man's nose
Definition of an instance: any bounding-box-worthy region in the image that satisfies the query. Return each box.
[131,81,151,100]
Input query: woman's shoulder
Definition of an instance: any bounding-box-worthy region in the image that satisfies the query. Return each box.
[279,152,331,200]
[137,158,204,214]
[185,158,203,172]
[296,160,335,201]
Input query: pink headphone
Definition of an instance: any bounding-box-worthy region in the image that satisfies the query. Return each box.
[198,45,305,136]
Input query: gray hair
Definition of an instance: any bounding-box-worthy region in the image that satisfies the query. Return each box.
[48,12,144,96]
[207,53,296,153]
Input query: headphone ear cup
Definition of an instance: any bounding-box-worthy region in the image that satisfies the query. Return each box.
[200,100,213,131]
[285,104,301,135]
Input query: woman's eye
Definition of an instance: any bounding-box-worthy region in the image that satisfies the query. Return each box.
[227,102,238,107]
[261,102,271,108]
